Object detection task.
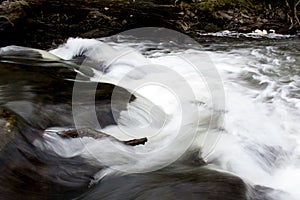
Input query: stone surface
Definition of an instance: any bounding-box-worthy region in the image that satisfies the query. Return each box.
[0,108,18,151]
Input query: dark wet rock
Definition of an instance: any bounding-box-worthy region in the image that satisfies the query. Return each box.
[178,150,206,166]
[217,11,233,21]
[0,51,135,130]
[0,108,17,150]
[0,54,141,198]
[0,0,29,46]
[81,166,249,200]
[249,184,293,200]
[204,23,221,32]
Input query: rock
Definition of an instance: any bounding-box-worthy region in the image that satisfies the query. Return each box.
[85,167,249,200]
[277,8,287,21]
[0,16,14,46]
[0,0,29,46]
[122,19,127,25]
[204,23,221,32]
[217,11,233,20]
[238,25,251,32]
[227,9,234,15]
[240,12,250,19]
[81,28,111,38]
[0,108,18,151]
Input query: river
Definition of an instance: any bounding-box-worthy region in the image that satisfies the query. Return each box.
[0,28,299,200]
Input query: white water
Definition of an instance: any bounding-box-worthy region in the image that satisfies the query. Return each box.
[41,36,300,199]
[206,47,300,199]
[198,30,295,39]
[47,38,218,176]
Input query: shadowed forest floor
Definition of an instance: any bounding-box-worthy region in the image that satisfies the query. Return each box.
[0,0,299,48]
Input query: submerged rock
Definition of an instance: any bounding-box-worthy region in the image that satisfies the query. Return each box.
[81,166,250,200]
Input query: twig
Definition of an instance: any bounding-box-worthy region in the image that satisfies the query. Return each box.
[294,0,300,26]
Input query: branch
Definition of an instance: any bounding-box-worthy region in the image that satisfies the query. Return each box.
[294,0,300,26]
[56,128,148,146]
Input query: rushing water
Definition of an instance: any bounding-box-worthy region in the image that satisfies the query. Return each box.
[0,30,299,200]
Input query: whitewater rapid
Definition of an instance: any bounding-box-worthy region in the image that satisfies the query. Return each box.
[43,34,300,200]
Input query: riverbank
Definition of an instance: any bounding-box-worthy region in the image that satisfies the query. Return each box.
[0,0,299,48]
